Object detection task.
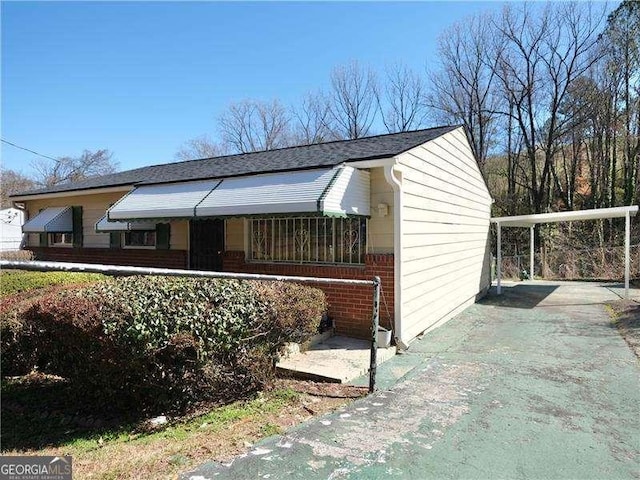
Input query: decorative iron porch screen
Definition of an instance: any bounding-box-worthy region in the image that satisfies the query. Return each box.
[250,217,367,265]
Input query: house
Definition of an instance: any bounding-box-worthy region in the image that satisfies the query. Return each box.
[0,207,25,251]
[10,126,493,348]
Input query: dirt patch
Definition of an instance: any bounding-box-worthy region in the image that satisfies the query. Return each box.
[275,379,368,399]
[607,300,640,358]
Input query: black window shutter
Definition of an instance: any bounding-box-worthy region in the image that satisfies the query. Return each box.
[39,233,48,247]
[72,206,83,248]
[156,223,170,250]
[110,232,122,249]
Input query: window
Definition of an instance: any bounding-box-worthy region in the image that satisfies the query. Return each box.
[123,230,156,248]
[250,217,367,265]
[49,233,73,246]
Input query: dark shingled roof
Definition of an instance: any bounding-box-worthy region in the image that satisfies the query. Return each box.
[13,125,459,197]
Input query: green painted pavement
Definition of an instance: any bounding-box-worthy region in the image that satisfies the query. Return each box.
[182,282,640,480]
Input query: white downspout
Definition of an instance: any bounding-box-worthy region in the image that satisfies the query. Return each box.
[384,163,407,349]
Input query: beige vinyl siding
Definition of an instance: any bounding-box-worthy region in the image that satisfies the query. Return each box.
[368,167,394,254]
[24,191,190,250]
[170,220,188,250]
[25,192,126,248]
[397,127,492,341]
[226,218,245,251]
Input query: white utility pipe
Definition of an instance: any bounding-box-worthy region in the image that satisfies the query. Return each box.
[384,163,406,349]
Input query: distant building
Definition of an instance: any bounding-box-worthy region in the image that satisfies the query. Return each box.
[0,207,25,251]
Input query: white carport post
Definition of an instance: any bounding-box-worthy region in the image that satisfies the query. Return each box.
[625,210,630,298]
[530,225,535,280]
[497,222,502,294]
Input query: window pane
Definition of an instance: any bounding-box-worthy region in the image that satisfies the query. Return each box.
[125,230,156,247]
[50,232,73,244]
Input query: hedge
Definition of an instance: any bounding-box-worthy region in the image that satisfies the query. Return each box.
[1,276,326,413]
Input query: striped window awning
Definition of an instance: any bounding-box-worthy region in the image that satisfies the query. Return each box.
[107,166,370,221]
[22,206,73,233]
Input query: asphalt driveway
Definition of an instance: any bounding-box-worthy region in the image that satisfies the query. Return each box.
[183,282,640,480]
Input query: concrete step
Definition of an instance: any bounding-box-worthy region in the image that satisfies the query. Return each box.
[276,335,397,383]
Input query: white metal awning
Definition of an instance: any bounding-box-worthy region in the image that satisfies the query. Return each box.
[196,166,370,217]
[108,179,221,221]
[94,215,156,232]
[22,206,73,233]
[491,205,639,299]
[107,166,370,221]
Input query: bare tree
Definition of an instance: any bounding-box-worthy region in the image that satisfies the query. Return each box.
[218,99,292,153]
[32,149,118,187]
[0,168,35,207]
[291,91,337,145]
[428,13,500,167]
[175,135,227,160]
[379,63,427,133]
[600,0,640,206]
[491,3,605,213]
[327,61,379,139]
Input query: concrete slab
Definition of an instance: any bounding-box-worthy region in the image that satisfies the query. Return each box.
[183,281,640,480]
[276,336,397,383]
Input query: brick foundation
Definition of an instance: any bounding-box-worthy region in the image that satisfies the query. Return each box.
[29,247,188,269]
[223,251,394,339]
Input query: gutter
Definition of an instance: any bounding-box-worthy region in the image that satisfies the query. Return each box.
[383,162,408,350]
[10,185,133,202]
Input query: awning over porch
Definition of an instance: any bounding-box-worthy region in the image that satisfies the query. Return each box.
[108,179,221,220]
[22,206,73,233]
[94,215,156,232]
[107,166,370,221]
[196,167,370,217]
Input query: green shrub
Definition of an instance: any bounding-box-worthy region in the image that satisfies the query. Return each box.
[0,284,93,376]
[1,276,327,413]
[0,270,105,296]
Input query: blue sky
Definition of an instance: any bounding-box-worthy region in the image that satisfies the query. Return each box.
[3,1,515,175]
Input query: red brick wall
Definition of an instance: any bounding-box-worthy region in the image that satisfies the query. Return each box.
[29,247,188,269]
[223,251,394,339]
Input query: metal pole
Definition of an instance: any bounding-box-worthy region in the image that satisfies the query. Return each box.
[530,225,535,280]
[497,223,502,294]
[369,276,381,393]
[625,211,630,299]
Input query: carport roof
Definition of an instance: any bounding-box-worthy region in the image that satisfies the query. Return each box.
[491,205,639,227]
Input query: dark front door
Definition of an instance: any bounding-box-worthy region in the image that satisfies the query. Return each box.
[189,219,225,271]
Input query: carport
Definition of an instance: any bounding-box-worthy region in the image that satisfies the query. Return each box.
[492,206,639,298]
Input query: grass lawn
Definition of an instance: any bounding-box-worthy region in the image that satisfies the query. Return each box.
[0,269,106,296]
[2,373,364,479]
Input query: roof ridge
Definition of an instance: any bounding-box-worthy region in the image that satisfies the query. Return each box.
[139,125,459,169]
[11,125,462,198]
